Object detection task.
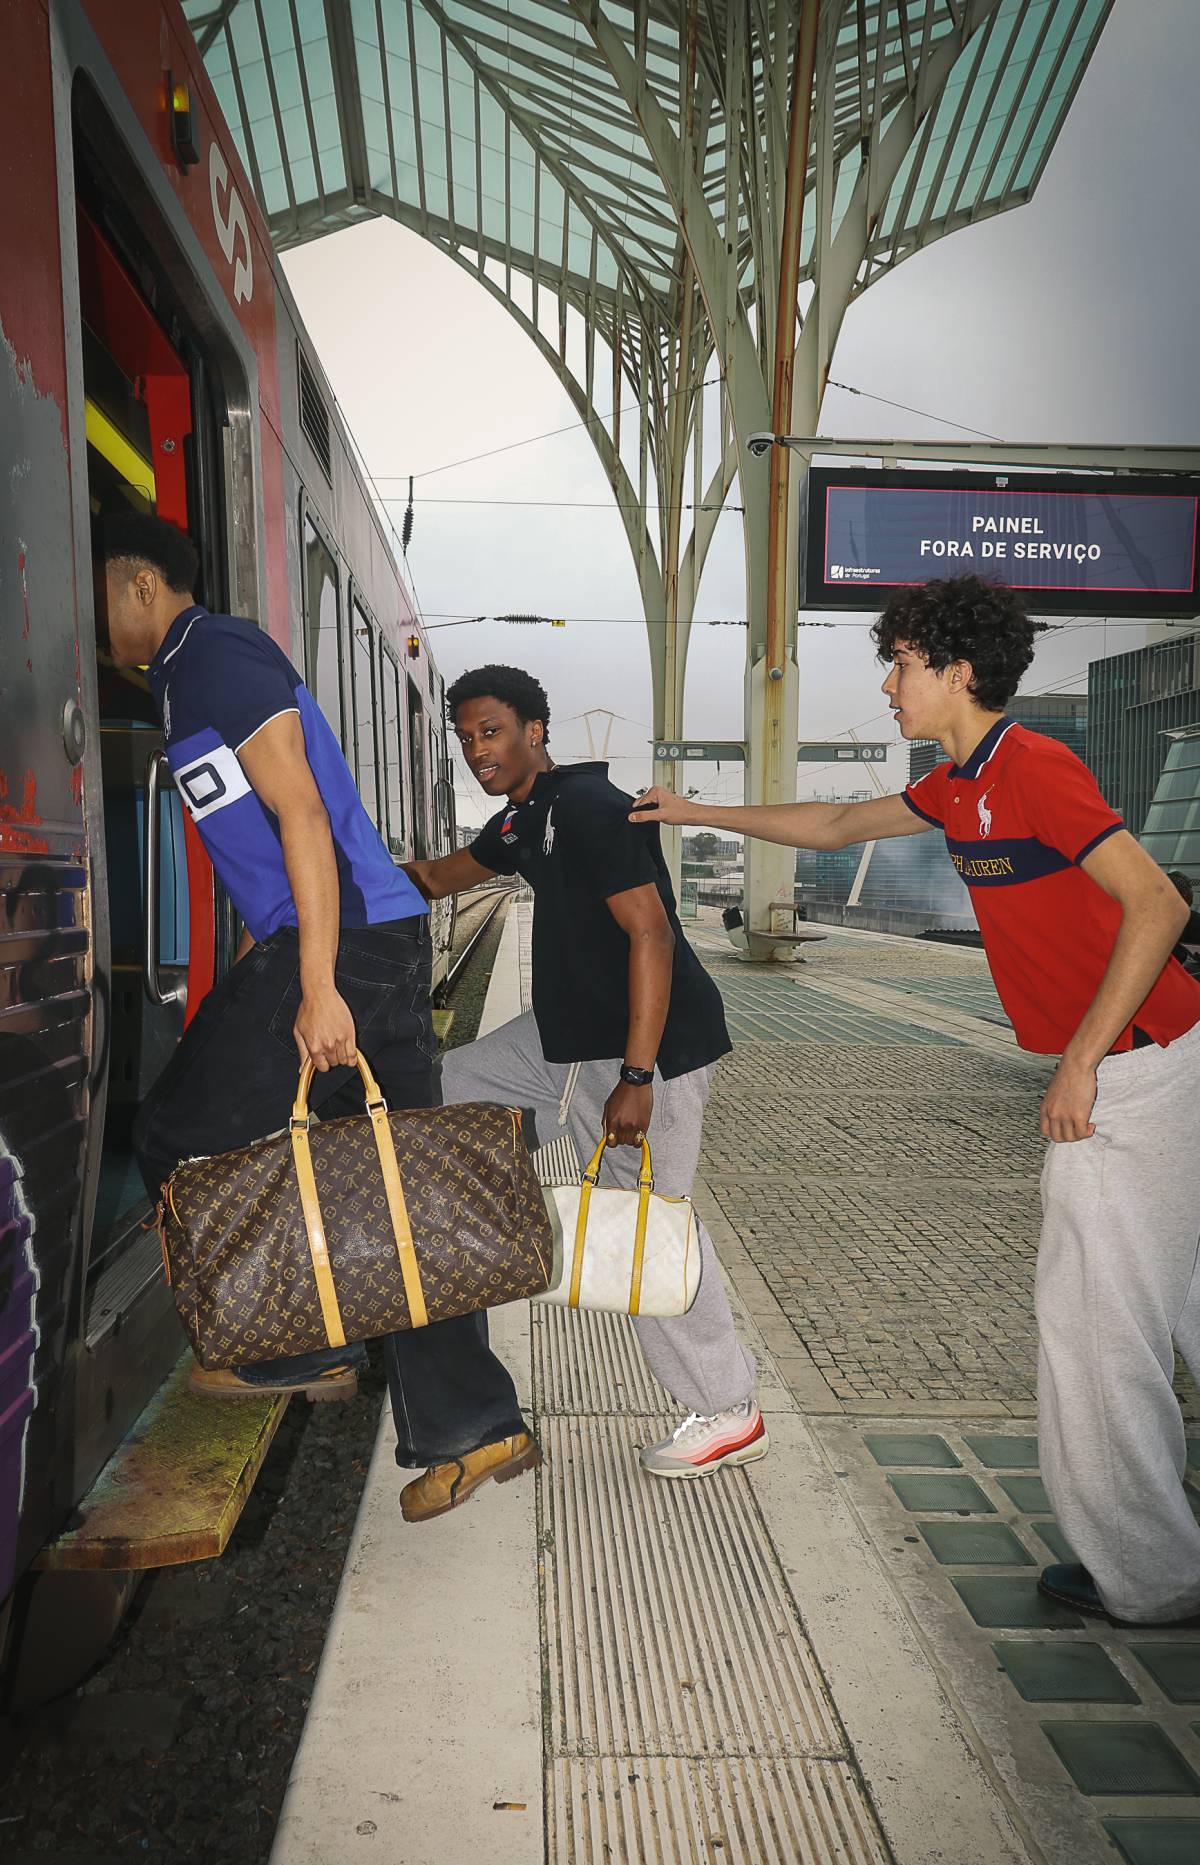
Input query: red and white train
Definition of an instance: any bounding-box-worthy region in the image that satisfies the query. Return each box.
[0,0,455,1624]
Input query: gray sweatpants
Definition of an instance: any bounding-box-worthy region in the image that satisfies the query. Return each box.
[440,1012,756,1417]
[1036,1019,1200,1622]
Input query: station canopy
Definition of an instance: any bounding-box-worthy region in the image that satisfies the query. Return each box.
[182,0,1111,320]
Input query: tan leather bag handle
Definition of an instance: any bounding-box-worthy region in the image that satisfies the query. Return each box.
[289,1053,429,1340]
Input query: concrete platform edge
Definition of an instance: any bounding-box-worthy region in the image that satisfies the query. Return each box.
[268,1300,543,1865]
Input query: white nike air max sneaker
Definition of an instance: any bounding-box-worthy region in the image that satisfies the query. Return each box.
[638,1400,769,1479]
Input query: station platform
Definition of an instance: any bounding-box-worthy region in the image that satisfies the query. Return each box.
[269,909,1200,1865]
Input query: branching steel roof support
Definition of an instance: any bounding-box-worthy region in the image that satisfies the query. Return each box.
[573,0,1027,950]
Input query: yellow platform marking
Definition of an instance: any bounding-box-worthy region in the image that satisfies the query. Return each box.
[36,1357,289,1572]
[431,1008,455,1042]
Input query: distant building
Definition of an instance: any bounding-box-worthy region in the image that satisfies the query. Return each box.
[682,833,740,859]
[1139,727,1200,883]
[907,691,1088,786]
[1087,630,1200,835]
[794,843,864,904]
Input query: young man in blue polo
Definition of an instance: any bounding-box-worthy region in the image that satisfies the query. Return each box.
[634,575,1200,1628]
[92,515,539,1490]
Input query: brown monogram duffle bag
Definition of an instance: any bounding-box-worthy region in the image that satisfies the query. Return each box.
[159,1053,553,1369]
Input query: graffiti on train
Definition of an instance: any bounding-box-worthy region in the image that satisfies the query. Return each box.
[0,1133,39,1599]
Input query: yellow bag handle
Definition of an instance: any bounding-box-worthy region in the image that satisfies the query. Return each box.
[569,1133,655,1314]
[289,1053,429,1340]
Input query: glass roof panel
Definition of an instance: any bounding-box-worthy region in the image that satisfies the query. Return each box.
[182,0,1109,316]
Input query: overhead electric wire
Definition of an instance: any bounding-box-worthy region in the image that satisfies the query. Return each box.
[380,495,743,511]
[370,372,724,483]
[824,379,1005,443]
[365,374,1004,486]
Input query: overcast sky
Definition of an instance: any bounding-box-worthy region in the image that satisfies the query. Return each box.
[281,0,1200,830]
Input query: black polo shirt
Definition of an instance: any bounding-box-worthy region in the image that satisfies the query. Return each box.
[469,763,731,1079]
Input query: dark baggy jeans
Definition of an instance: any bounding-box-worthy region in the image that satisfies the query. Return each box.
[133,917,527,1462]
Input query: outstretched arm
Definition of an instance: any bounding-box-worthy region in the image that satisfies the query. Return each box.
[630,787,929,849]
[403,847,497,900]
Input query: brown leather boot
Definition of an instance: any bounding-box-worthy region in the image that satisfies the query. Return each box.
[400,1432,541,1522]
[188,1363,358,1403]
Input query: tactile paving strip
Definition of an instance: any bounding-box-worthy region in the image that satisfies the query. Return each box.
[716,974,957,1046]
[533,1304,673,1417]
[519,907,890,1860]
[531,1304,889,1856]
[541,1412,840,1760]
[547,1756,889,1865]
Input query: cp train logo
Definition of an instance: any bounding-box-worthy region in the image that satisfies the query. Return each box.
[209,142,254,307]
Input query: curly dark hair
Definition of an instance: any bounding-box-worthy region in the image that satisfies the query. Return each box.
[92,510,199,594]
[871,576,1042,712]
[446,664,551,742]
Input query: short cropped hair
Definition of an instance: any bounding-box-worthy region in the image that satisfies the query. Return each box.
[871,576,1042,713]
[92,511,199,595]
[446,664,551,743]
[1167,869,1195,906]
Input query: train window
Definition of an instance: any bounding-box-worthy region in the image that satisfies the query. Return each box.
[434,729,455,857]
[407,679,431,862]
[378,643,406,854]
[350,598,381,826]
[303,516,343,739]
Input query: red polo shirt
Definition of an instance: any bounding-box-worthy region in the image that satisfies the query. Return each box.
[904,719,1200,1055]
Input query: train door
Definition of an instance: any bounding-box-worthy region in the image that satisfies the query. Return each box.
[79,204,191,1250]
[69,111,232,1483]
[406,676,432,862]
[301,503,345,750]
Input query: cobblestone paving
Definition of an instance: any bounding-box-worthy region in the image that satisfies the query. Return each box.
[703,1037,1049,1409]
[699,952,1198,1417]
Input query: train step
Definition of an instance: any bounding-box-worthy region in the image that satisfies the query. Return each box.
[34,1356,289,1573]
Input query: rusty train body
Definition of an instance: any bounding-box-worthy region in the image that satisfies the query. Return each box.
[0,0,454,1605]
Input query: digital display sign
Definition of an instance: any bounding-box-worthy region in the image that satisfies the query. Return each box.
[801,468,1200,617]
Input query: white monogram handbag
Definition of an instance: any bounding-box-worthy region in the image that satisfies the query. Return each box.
[533,1134,700,1317]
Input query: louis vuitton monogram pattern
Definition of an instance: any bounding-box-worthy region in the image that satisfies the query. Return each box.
[161,1103,553,1369]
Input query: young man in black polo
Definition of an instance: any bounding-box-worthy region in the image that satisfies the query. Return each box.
[396,665,763,1522]
[634,575,1200,1629]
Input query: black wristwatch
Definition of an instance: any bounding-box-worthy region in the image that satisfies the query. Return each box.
[619,1064,655,1087]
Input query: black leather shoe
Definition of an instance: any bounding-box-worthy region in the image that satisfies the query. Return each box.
[1037,1562,1106,1614]
[1038,1562,1200,1628]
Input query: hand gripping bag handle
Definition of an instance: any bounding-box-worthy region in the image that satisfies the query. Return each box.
[290,1053,429,1342]
[569,1133,655,1315]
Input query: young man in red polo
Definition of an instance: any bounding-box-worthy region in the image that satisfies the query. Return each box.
[634,575,1200,1627]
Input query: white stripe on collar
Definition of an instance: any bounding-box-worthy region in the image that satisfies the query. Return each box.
[160,609,204,666]
[971,718,1016,778]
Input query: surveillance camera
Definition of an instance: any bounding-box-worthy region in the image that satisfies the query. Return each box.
[746,432,775,459]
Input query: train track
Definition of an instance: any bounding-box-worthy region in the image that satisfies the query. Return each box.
[440,882,516,998]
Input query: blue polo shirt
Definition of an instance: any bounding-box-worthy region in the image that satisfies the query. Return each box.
[146,605,426,940]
